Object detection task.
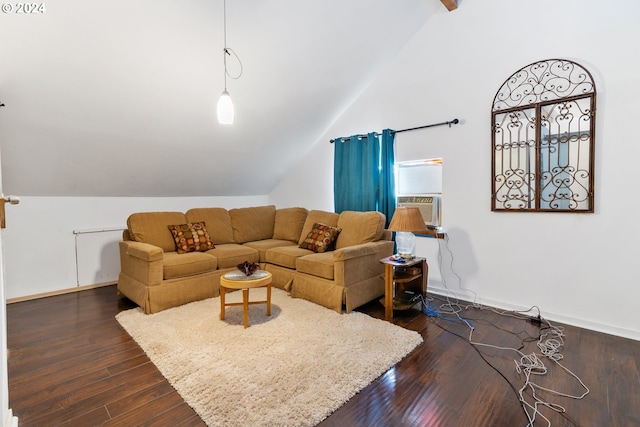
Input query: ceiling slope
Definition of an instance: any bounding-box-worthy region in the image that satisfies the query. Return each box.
[0,0,434,197]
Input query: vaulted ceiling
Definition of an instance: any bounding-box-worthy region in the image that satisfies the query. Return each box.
[0,0,449,197]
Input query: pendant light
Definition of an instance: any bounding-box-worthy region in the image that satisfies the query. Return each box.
[217,0,242,125]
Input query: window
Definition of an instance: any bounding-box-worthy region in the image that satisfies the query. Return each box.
[491,59,596,212]
[396,158,442,196]
[396,158,442,228]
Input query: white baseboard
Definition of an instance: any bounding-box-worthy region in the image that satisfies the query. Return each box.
[6,281,116,304]
[4,408,18,427]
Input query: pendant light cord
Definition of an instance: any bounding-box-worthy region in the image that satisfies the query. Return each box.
[222,0,242,90]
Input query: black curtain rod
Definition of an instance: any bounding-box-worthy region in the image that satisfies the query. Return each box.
[329,118,459,143]
[393,118,459,135]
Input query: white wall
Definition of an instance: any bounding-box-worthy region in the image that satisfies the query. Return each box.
[3,195,267,300]
[270,0,640,340]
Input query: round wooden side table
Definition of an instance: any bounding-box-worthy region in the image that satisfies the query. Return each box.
[219,270,272,328]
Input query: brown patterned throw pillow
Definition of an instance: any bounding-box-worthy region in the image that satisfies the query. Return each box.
[299,222,342,253]
[168,222,215,254]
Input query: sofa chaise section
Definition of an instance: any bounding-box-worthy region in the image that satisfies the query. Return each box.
[294,210,392,312]
[265,210,394,312]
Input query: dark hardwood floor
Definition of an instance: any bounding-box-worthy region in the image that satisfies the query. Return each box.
[7,285,640,426]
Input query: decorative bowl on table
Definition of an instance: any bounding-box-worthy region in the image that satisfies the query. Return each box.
[237,261,260,276]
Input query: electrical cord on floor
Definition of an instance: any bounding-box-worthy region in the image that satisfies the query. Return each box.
[421,296,475,329]
[430,294,542,351]
[425,314,526,416]
[422,298,440,317]
[426,234,589,426]
[425,310,585,427]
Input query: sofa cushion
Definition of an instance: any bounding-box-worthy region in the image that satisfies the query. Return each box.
[299,223,341,253]
[167,222,215,254]
[297,210,340,246]
[127,212,188,253]
[335,211,386,250]
[204,244,259,269]
[229,205,276,244]
[296,252,335,280]
[163,251,218,280]
[243,239,296,262]
[273,207,308,242]
[265,246,313,269]
[185,207,235,245]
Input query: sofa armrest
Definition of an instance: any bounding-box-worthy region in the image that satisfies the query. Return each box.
[332,243,377,261]
[333,240,394,287]
[119,241,164,286]
[123,241,164,261]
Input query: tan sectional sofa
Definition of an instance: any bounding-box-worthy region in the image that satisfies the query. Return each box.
[118,205,394,314]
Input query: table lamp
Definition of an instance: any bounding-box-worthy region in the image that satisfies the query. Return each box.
[388,207,428,259]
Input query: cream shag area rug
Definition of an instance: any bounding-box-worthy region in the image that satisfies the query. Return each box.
[116,288,423,427]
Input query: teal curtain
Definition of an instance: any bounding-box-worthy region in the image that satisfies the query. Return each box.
[334,133,379,213]
[334,130,396,226]
[378,129,396,227]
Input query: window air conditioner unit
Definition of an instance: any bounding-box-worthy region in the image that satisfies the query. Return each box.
[397,195,441,229]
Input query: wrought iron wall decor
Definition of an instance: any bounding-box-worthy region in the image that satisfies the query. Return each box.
[491,59,596,212]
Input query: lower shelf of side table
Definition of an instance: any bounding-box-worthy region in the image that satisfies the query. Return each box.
[379,294,422,311]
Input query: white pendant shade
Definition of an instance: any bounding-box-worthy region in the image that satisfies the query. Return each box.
[217,0,241,125]
[217,90,234,124]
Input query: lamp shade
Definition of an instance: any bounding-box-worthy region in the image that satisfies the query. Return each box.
[388,207,427,258]
[388,207,428,233]
[217,90,234,124]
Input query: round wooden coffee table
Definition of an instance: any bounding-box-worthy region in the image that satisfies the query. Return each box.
[219,270,272,328]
